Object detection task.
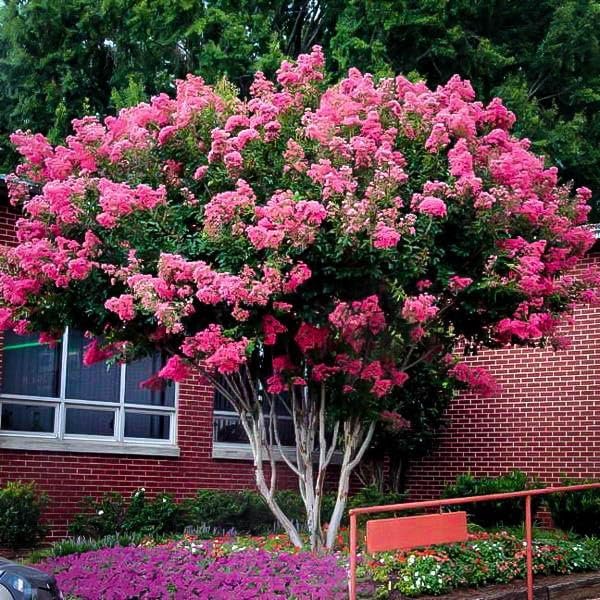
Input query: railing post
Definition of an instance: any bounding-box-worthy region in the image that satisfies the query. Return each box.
[525,494,533,600]
[349,512,357,600]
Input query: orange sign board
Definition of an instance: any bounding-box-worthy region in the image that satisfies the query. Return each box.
[366,511,468,553]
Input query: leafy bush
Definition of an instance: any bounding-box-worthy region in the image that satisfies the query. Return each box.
[122,489,185,535]
[68,492,127,538]
[442,471,542,527]
[68,486,396,540]
[547,479,600,535]
[0,481,47,548]
[69,489,186,538]
[345,484,407,525]
[361,531,600,598]
[185,489,299,535]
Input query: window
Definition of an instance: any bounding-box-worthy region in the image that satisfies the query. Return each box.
[0,329,177,447]
[213,387,295,448]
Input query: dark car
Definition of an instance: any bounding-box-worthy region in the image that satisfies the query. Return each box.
[0,558,62,600]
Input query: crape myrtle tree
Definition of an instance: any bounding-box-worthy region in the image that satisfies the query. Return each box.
[0,47,598,551]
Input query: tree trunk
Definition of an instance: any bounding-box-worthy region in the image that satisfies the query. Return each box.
[206,367,375,552]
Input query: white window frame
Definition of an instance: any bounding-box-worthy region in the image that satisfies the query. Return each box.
[0,328,179,456]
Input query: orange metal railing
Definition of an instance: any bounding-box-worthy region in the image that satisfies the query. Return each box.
[348,482,600,600]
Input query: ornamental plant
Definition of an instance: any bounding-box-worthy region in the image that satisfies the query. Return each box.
[1,47,598,551]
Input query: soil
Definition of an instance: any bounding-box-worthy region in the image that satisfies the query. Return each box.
[358,572,600,599]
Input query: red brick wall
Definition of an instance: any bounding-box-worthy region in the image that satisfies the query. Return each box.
[405,254,600,499]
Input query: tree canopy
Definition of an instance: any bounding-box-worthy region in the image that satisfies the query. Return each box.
[1,0,599,216]
[1,47,597,549]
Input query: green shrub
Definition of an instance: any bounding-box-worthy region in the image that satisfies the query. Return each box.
[345,484,407,525]
[442,471,542,527]
[0,481,47,549]
[69,489,186,538]
[547,479,600,535]
[185,489,279,535]
[123,489,185,536]
[68,492,127,538]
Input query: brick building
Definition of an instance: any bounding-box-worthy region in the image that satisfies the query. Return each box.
[1,178,599,538]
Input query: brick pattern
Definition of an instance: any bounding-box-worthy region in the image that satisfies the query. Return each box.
[406,254,600,500]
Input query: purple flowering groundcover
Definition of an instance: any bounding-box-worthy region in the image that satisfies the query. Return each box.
[38,543,348,599]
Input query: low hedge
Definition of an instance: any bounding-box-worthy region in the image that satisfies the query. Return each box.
[68,485,405,539]
[442,471,542,527]
[547,479,600,536]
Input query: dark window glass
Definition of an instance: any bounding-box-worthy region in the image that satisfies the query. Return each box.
[213,386,294,446]
[65,408,115,436]
[66,330,119,403]
[124,354,175,407]
[214,386,291,417]
[213,414,248,444]
[124,412,169,440]
[2,332,61,397]
[213,413,295,446]
[1,403,55,433]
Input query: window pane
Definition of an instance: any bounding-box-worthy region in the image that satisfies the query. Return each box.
[1,403,55,433]
[66,330,120,402]
[213,414,248,444]
[124,412,169,440]
[65,408,115,437]
[1,332,61,397]
[124,354,175,407]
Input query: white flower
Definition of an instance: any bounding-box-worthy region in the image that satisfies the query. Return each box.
[162,497,167,503]
[97,510,104,516]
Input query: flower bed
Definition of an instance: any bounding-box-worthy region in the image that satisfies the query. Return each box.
[39,539,347,599]
[37,531,600,599]
[361,532,600,598]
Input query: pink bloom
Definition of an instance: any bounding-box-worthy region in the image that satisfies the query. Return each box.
[139,374,166,391]
[262,315,287,345]
[373,223,401,249]
[402,294,438,323]
[105,294,136,321]
[193,165,208,180]
[0,308,13,330]
[205,339,248,374]
[224,150,243,173]
[417,196,447,218]
[295,322,328,353]
[449,275,473,291]
[371,379,393,398]
[158,356,191,382]
[283,262,312,293]
[266,374,286,394]
[450,362,500,397]
[82,339,116,366]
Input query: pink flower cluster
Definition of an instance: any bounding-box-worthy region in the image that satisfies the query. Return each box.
[328,295,386,352]
[402,294,439,324]
[181,324,249,375]
[96,179,167,228]
[2,45,597,405]
[247,191,327,249]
